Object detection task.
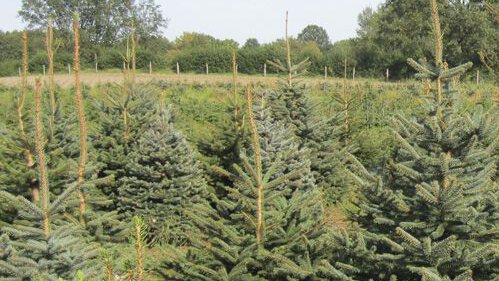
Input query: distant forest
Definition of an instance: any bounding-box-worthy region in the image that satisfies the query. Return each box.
[0,0,497,79]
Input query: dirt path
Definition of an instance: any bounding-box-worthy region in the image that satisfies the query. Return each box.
[0,72,396,89]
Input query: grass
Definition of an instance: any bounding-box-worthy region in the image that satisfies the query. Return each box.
[0,71,418,89]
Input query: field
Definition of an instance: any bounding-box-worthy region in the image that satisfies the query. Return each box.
[0,66,497,280]
[0,71,410,88]
[0,0,498,280]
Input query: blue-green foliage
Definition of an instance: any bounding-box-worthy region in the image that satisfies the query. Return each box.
[117,106,208,243]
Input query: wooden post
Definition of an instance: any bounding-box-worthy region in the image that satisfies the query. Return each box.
[176,61,180,75]
[386,68,389,81]
[236,63,238,75]
[95,53,98,73]
[324,66,328,80]
[263,63,267,77]
[205,63,209,75]
[476,70,480,85]
[43,65,46,76]
[68,63,71,75]
[353,67,356,81]
[149,61,152,74]
[123,61,126,71]
[18,67,21,77]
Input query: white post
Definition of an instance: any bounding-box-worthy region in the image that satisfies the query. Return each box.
[205,63,209,75]
[353,67,356,81]
[95,54,98,73]
[123,61,126,71]
[236,63,238,75]
[386,68,389,81]
[18,67,21,77]
[476,70,480,85]
[149,61,152,74]
[43,65,46,76]
[324,66,328,80]
[176,62,180,75]
[68,63,71,75]
[263,63,267,77]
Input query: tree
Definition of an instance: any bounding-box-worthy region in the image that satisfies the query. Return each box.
[18,0,167,45]
[341,1,498,279]
[117,107,208,243]
[243,38,260,48]
[161,88,351,281]
[0,79,99,280]
[355,0,499,77]
[93,83,159,202]
[172,32,217,50]
[297,24,331,51]
[268,14,348,204]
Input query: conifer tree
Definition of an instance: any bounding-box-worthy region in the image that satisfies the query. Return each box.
[267,12,349,203]
[162,87,351,281]
[0,79,99,280]
[93,82,159,201]
[341,1,498,279]
[117,106,208,242]
[198,51,247,195]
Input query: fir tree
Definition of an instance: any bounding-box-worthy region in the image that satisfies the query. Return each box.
[117,106,208,242]
[0,79,99,280]
[197,51,247,196]
[161,87,351,281]
[341,1,498,280]
[93,83,159,202]
[267,12,349,204]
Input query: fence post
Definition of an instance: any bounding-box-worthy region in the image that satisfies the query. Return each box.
[476,70,480,85]
[149,61,152,74]
[386,68,389,81]
[18,67,21,77]
[68,63,71,75]
[324,66,328,80]
[205,63,209,75]
[353,67,356,81]
[95,53,98,73]
[43,65,46,76]
[176,62,180,75]
[263,63,267,77]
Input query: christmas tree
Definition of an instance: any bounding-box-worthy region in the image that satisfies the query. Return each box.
[267,12,349,204]
[0,79,99,280]
[197,51,247,197]
[117,106,208,243]
[161,87,351,280]
[342,1,498,279]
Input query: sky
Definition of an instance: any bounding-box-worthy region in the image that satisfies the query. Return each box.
[0,0,384,44]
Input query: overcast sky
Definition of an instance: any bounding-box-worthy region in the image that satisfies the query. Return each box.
[0,0,384,44]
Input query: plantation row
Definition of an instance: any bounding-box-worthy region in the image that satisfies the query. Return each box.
[0,2,498,281]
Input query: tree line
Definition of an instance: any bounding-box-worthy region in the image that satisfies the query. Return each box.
[0,0,497,80]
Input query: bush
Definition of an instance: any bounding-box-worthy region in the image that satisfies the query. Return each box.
[0,59,20,77]
[174,44,233,73]
[100,48,124,69]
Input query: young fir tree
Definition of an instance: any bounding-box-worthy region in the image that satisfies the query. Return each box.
[197,51,247,195]
[93,21,157,205]
[0,32,37,220]
[341,1,498,280]
[267,12,348,203]
[93,82,159,201]
[117,106,208,242]
[161,87,352,281]
[0,79,99,280]
[0,32,74,225]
